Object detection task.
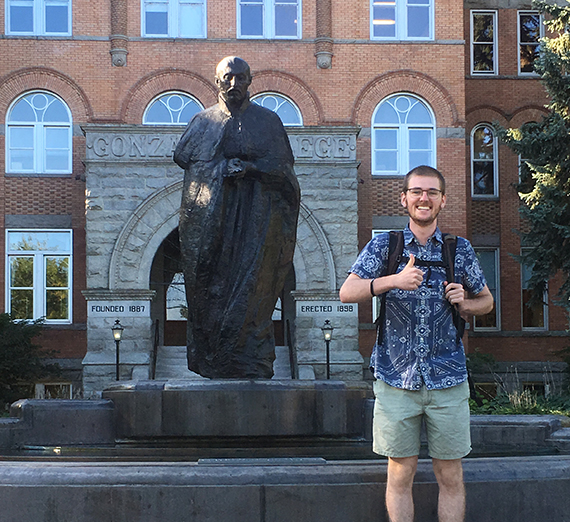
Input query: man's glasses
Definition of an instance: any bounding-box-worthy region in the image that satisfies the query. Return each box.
[406,188,443,199]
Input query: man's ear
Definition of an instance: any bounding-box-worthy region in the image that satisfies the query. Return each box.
[400,192,407,207]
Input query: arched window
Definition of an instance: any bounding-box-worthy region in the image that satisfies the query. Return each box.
[7,91,72,175]
[251,93,303,126]
[372,94,436,176]
[143,92,204,125]
[471,124,497,197]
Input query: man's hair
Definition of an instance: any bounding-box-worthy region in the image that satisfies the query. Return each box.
[402,165,446,194]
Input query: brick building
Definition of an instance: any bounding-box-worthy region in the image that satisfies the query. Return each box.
[0,0,565,397]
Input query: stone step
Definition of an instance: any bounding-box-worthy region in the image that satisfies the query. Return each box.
[154,346,293,380]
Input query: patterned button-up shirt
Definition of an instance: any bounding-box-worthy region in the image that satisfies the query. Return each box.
[349,226,487,391]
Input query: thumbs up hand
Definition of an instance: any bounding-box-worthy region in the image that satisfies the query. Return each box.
[394,254,424,291]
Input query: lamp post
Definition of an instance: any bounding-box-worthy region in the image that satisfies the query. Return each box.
[320,319,334,379]
[112,319,124,381]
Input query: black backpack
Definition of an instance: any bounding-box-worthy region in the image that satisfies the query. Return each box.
[374,230,465,345]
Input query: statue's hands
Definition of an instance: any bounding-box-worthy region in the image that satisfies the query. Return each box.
[226,158,247,179]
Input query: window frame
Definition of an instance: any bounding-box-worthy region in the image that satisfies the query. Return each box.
[518,10,543,76]
[471,123,498,198]
[250,92,303,126]
[471,10,497,75]
[237,0,301,39]
[142,91,204,125]
[6,90,73,175]
[5,0,72,36]
[521,248,548,331]
[370,0,434,41]
[6,229,73,324]
[371,93,437,177]
[142,0,207,38]
[473,247,501,331]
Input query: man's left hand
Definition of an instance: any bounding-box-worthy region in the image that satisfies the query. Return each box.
[444,282,465,307]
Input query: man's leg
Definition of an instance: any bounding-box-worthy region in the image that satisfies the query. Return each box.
[432,458,465,522]
[386,456,418,522]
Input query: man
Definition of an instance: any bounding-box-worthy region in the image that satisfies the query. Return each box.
[339,165,493,522]
[174,56,300,379]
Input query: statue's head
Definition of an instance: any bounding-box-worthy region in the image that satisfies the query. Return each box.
[215,56,252,107]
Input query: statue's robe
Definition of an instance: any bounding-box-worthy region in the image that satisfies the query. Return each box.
[174,98,300,379]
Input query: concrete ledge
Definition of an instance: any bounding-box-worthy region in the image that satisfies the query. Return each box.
[0,456,567,521]
[4,399,115,447]
[103,380,372,439]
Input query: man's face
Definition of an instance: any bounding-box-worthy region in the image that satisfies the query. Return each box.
[401,174,446,227]
[215,62,251,106]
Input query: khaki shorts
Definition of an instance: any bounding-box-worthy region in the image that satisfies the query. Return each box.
[372,379,471,460]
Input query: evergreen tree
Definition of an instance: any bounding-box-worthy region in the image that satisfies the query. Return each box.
[498,0,570,309]
[0,314,60,408]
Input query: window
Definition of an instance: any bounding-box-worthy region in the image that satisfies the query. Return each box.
[251,93,303,126]
[142,0,206,38]
[7,91,72,175]
[521,251,547,330]
[473,248,499,330]
[471,124,497,197]
[143,92,203,125]
[471,11,497,74]
[6,230,72,323]
[372,94,436,176]
[238,0,301,39]
[166,272,187,321]
[519,11,542,75]
[371,0,433,40]
[6,0,71,35]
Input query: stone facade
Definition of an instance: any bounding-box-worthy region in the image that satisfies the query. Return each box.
[81,124,361,396]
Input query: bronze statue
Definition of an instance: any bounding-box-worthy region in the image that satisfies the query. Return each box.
[174,57,300,379]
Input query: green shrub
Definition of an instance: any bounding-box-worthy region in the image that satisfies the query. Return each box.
[0,313,60,408]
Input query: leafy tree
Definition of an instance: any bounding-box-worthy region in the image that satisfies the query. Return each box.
[0,314,60,408]
[498,0,570,309]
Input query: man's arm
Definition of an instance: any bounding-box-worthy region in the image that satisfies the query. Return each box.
[444,283,494,318]
[339,255,424,303]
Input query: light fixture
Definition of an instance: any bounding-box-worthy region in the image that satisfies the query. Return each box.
[111,319,124,380]
[320,320,334,379]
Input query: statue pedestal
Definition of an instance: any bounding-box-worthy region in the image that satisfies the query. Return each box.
[103,380,371,439]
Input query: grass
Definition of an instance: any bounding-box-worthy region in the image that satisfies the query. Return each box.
[470,388,570,417]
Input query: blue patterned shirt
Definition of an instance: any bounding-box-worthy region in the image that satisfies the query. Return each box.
[350,226,487,391]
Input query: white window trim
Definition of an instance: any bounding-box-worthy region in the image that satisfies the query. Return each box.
[471,123,498,199]
[371,94,437,177]
[471,10,497,75]
[5,0,72,36]
[142,91,204,125]
[518,10,543,76]
[370,0,434,41]
[141,0,207,38]
[237,0,302,39]
[473,247,501,331]
[250,92,303,126]
[6,91,73,175]
[521,248,548,331]
[6,229,73,324]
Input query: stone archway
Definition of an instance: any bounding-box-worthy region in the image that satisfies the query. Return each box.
[109,178,336,294]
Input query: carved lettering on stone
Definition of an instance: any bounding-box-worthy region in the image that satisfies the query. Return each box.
[86,134,180,160]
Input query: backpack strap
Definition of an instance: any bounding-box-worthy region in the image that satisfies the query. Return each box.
[442,233,466,341]
[374,231,404,344]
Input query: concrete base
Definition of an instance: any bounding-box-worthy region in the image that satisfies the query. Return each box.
[103,380,372,440]
[0,456,568,521]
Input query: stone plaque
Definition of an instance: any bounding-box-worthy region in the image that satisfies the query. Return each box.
[88,301,149,317]
[296,301,358,317]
